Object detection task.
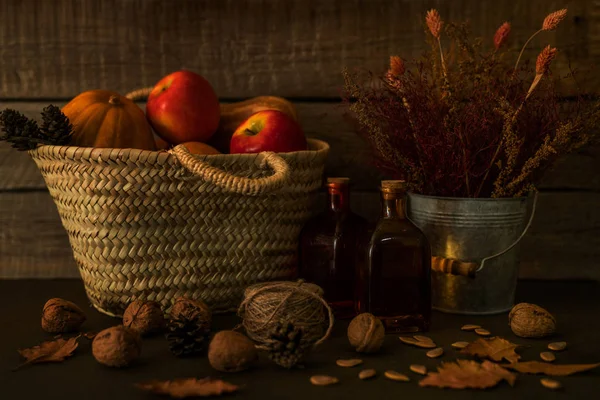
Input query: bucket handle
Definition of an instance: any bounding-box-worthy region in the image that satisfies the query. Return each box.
[423,191,539,278]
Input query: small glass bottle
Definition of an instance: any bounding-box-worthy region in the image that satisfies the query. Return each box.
[357,180,431,332]
[299,177,368,319]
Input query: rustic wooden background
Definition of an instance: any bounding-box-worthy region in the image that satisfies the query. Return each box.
[1,0,599,279]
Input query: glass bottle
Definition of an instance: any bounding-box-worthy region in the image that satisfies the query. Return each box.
[357,180,431,332]
[299,177,368,319]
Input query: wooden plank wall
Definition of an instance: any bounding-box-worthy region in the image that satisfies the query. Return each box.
[1,0,599,279]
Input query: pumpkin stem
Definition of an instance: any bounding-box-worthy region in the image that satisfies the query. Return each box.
[108,95,121,105]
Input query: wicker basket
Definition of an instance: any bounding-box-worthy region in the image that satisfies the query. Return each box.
[29,135,329,316]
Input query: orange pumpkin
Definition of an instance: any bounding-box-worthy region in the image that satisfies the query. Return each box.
[62,90,156,150]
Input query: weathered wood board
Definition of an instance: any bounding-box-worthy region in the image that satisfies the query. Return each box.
[1,0,599,280]
[1,189,599,279]
[0,0,598,99]
[1,102,599,192]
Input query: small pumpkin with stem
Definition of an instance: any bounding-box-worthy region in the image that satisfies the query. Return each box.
[62,90,156,150]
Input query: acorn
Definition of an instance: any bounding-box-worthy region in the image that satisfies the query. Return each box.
[509,303,556,338]
[348,313,385,354]
[92,326,141,367]
[208,330,258,373]
[41,298,86,333]
[123,300,165,336]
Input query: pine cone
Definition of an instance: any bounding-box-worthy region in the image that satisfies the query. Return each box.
[166,317,210,357]
[0,109,43,151]
[40,105,73,145]
[266,321,309,368]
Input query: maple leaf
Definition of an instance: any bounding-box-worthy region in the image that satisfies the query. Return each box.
[136,378,239,398]
[15,336,79,370]
[419,360,516,389]
[461,337,521,363]
[505,361,600,376]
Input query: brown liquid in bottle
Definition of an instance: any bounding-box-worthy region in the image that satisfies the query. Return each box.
[299,178,368,319]
[357,180,431,332]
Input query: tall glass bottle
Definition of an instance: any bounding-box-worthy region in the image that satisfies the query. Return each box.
[299,177,368,319]
[357,180,431,332]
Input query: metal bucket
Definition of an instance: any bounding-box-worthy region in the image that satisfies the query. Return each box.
[407,193,537,315]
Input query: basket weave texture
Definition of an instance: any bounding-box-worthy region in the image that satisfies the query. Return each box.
[29,139,329,316]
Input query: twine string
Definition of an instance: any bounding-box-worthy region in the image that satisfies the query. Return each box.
[238,281,335,349]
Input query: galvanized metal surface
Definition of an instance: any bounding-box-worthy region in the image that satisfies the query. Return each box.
[407,193,531,315]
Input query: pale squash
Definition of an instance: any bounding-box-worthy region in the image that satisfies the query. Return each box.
[208,96,297,153]
[62,90,156,150]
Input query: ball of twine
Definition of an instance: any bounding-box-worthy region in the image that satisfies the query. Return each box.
[238,280,334,350]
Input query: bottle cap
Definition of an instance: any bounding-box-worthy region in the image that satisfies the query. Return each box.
[381,180,407,193]
[327,177,350,185]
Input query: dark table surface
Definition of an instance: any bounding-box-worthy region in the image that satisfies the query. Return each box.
[1,279,599,400]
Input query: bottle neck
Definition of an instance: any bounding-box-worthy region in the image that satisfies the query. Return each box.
[381,193,406,219]
[327,184,350,212]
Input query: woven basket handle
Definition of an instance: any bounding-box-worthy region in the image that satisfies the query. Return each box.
[125,88,291,196]
[171,145,290,196]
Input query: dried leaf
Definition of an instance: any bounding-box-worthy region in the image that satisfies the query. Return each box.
[136,378,239,398]
[461,337,521,363]
[15,336,79,370]
[506,361,600,376]
[419,360,516,389]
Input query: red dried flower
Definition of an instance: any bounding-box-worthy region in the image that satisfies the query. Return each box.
[542,9,567,31]
[426,9,443,39]
[389,56,405,77]
[536,45,557,74]
[493,22,511,50]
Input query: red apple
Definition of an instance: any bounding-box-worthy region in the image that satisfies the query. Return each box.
[229,110,307,154]
[146,70,220,144]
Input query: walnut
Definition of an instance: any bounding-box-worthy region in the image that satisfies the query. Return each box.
[208,330,258,373]
[509,303,556,338]
[123,300,165,336]
[170,297,211,330]
[41,298,86,333]
[92,326,141,367]
[347,313,385,353]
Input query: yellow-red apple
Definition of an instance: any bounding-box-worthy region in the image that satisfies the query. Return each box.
[146,70,220,144]
[229,110,307,154]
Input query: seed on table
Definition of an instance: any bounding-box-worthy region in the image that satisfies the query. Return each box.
[358,369,377,380]
[336,358,363,368]
[399,336,437,348]
[399,336,419,345]
[540,352,556,362]
[413,335,434,343]
[384,370,410,382]
[410,364,427,375]
[548,342,567,351]
[540,378,561,390]
[310,375,339,386]
[475,328,491,336]
[452,341,470,349]
[461,324,481,331]
[413,341,437,349]
[426,347,444,358]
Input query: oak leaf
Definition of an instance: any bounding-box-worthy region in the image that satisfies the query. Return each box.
[505,361,600,376]
[419,360,516,389]
[15,336,79,370]
[461,337,521,363]
[136,378,239,398]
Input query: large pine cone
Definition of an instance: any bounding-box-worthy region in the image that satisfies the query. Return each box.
[166,317,210,357]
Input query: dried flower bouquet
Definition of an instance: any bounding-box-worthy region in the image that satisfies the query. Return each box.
[344,8,600,198]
